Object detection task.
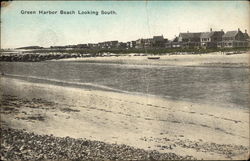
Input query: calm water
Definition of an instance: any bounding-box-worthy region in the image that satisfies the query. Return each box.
[0,61,249,108]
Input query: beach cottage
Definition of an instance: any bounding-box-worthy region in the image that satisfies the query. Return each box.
[221,29,249,48]
[200,29,224,49]
[178,32,201,49]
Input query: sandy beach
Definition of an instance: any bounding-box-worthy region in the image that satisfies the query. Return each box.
[56,52,250,67]
[0,75,249,160]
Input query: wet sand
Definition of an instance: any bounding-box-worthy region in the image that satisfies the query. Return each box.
[0,76,249,160]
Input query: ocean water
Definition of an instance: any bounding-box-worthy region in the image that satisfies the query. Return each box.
[0,61,249,108]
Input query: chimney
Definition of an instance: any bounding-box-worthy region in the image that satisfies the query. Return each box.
[245,29,247,33]
[238,28,240,32]
[187,30,189,33]
[210,28,212,32]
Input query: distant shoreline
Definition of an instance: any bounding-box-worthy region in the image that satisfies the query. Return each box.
[0,48,249,62]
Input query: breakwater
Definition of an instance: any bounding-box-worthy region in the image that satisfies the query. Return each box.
[0,53,85,62]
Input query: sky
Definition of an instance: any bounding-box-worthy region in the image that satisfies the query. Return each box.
[1,1,249,48]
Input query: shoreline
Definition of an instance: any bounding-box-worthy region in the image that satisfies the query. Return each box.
[1,51,249,70]
[53,52,250,68]
[0,76,249,160]
[2,73,248,111]
[0,50,249,63]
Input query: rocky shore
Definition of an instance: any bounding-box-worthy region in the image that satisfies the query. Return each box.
[0,124,195,161]
[1,49,249,62]
[0,53,84,62]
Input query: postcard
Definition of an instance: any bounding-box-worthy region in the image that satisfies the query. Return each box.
[0,1,249,160]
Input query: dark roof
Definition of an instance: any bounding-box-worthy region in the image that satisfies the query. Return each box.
[153,36,164,41]
[172,37,178,42]
[243,33,249,39]
[200,32,214,38]
[222,31,238,38]
[200,31,224,38]
[110,41,118,43]
[179,32,201,39]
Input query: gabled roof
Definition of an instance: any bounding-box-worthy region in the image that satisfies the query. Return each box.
[179,32,201,39]
[222,31,238,38]
[200,31,224,38]
[243,33,249,39]
[200,32,214,38]
[153,36,164,41]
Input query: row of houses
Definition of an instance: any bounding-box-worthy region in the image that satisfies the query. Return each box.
[142,28,249,49]
[169,28,250,49]
[51,41,134,49]
[50,28,249,50]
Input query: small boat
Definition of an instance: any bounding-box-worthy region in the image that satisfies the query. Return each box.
[147,56,160,59]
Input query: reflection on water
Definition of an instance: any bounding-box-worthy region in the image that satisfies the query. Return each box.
[0,61,249,108]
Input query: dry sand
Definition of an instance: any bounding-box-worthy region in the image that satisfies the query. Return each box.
[55,51,250,67]
[0,76,249,160]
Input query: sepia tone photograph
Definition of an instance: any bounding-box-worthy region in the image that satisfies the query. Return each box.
[0,0,249,160]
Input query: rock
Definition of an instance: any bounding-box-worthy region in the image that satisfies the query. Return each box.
[0,125,196,160]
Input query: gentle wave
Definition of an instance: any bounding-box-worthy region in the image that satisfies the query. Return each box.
[2,73,164,99]
[51,60,177,69]
[3,73,125,92]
